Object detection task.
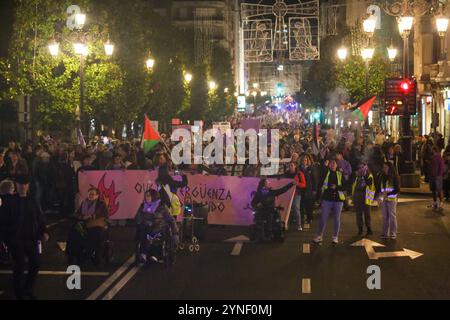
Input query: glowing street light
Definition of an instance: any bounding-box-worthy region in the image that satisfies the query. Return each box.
[48,41,59,57]
[337,47,348,61]
[146,57,155,69]
[184,72,193,83]
[209,81,217,90]
[253,82,259,89]
[104,40,114,56]
[361,47,374,61]
[363,14,377,37]
[75,13,86,28]
[387,45,398,61]
[398,15,414,37]
[436,14,449,37]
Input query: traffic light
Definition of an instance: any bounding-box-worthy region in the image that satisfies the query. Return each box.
[384,78,417,116]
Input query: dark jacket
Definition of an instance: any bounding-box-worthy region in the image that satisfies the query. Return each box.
[75,199,109,229]
[135,202,178,236]
[1,194,47,243]
[320,170,346,202]
[157,170,188,208]
[299,165,317,199]
[251,183,294,210]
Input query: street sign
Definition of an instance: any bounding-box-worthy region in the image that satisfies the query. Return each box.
[384,77,417,115]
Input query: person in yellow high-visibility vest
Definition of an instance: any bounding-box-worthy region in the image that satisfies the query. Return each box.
[352,163,375,237]
[376,162,400,240]
[313,158,346,245]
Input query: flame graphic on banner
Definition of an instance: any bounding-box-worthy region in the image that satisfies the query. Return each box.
[92,174,122,217]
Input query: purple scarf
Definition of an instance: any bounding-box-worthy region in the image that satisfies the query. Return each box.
[143,200,161,214]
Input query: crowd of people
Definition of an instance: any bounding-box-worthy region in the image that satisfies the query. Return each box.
[1,106,450,299]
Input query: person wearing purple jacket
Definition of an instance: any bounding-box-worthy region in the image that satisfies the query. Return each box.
[429,146,445,212]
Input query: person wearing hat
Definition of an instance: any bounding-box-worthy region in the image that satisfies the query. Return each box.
[3,175,48,299]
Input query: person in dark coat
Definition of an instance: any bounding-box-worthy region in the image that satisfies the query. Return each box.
[2,175,48,300]
[156,165,188,209]
[251,178,294,240]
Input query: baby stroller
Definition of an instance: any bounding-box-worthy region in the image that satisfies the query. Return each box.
[249,206,285,243]
[135,222,176,267]
[178,202,208,252]
[66,218,114,266]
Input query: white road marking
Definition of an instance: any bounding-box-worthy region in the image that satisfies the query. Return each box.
[102,265,142,300]
[302,278,311,294]
[86,254,135,300]
[351,238,423,260]
[231,242,243,256]
[302,243,310,254]
[0,270,109,276]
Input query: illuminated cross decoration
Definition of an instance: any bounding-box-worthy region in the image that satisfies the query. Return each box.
[242,0,320,62]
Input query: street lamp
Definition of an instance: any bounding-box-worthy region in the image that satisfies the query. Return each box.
[337,46,348,61]
[75,13,86,28]
[184,72,193,83]
[387,44,398,62]
[253,82,259,89]
[398,15,414,37]
[73,42,88,56]
[209,81,217,91]
[361,47,374,61]
[146,57,155,69]
[104,40,114,56]
[224,87,229,93]
[363,14,377,38]
[436,14,449,61]
[48,41,59,57]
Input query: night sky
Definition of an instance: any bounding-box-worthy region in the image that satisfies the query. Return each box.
[0,0,14,58]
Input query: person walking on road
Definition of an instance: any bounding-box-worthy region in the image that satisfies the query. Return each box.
[429,146,445,212]
[376,162,400,240]
[2,175,49,300]
[313,158,346,245]
[352,163,375,236]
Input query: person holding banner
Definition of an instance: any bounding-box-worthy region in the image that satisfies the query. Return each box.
[313,158,346,245]
[156,165,187,218]
[251,178,294,241]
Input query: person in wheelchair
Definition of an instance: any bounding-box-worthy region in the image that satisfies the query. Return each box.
[135,189,179,264]
[67,187,109,265]
[251,178,294,241]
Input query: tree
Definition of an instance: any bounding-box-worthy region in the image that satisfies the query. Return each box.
[335,51,390,101]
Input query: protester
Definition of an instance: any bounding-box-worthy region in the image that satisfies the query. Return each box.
[251,178,294,241]
[377,162,400,240]
[2,175,48,300]
[429,146,445,211]
[352,163,375,236]
[313,158,346,244]
[299,154,317,227]
[284,162,305,230]
[73,187,109,265]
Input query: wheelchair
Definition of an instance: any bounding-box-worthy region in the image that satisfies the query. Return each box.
[135,223,176,267]
[249,206,286,243]
[66,218,114,266]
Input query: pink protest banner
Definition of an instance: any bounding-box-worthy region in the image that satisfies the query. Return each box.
[78,171,295,226]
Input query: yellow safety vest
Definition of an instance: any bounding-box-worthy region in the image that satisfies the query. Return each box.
[322,171,346,201]
[352,174,376,206]
[381,180,398,201]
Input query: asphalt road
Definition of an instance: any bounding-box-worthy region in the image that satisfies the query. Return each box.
[0,195,449,300]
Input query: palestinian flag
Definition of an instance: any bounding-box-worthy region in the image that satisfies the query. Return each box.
[141,115,161,153]
[352,96,376,121]
[311,121,320,156]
